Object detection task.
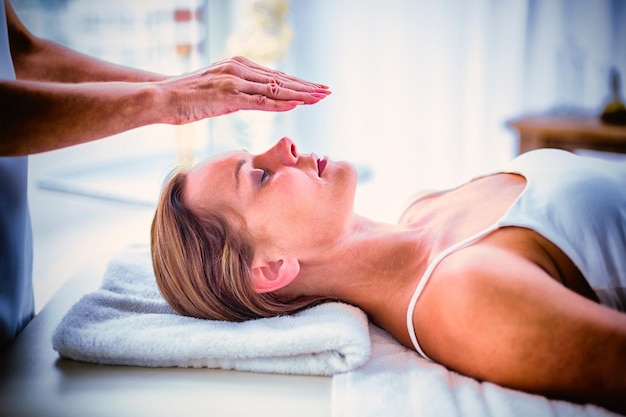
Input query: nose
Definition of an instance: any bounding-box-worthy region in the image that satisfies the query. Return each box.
[277,137,298,165]
[258,137,298,167]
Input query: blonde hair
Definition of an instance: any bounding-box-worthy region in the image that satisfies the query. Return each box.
[151,170,330,321]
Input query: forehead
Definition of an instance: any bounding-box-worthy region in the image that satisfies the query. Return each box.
[184,150,245,210]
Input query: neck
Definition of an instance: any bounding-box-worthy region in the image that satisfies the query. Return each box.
[289,214,431,331]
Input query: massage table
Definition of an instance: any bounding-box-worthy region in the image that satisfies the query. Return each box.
[0,265,332,417]
[1,253,620,417]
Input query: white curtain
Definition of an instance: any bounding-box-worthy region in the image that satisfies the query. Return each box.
[282,0,625,221]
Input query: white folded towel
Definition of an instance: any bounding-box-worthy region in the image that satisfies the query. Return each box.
[52,244,371,376]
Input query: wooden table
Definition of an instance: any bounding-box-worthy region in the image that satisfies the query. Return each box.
[508,116,626,154]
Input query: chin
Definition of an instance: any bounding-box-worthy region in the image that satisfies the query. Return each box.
[337,161,359,207]
[345,161,360,190]
[337,160,358,178]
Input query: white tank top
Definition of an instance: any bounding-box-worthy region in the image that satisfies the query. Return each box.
[405,149,626,359]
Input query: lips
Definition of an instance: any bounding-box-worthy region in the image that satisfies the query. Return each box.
[317,157,328,177]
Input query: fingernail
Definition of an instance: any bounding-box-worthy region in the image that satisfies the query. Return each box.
[314,88,332,94]
[310,93,328,99]
[287,100,305,105]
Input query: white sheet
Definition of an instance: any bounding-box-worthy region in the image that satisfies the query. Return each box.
[332,325,620,417]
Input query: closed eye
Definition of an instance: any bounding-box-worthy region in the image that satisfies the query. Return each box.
[261,169,270,183]
[252,168,270,185]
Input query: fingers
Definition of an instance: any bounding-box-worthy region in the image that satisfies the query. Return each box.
[226,57,332,105]
[229,56,328,88]
[214,56,330,93]
[241,78,330,105]
[179,56,331,115]
[218,60,332,108]
[238,94,305,113]
[236,56,329,90]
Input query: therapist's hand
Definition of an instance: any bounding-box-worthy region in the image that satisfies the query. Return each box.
[159,56,331,124]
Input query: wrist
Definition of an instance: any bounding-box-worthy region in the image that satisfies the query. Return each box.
[152,76,194,125]
[140,79,176,125]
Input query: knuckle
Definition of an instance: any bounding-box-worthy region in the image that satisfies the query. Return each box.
[219,74,240,91]
[217,60,242,77]
[266,75,284,96]
[223,62,238,74]
[272,75,284,87]
[267,80,280,96]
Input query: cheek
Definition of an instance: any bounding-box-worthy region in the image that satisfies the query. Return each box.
[246,167,357,249]
[327,164,358,213]
[247,193,329,249]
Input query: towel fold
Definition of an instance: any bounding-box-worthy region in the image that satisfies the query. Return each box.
[52,244,370,376]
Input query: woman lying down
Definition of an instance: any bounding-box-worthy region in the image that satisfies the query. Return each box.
[151,137,626,415]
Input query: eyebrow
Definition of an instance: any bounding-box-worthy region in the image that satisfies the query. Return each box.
[235,157,246,190]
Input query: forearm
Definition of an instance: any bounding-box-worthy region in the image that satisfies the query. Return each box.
[13,36,167,83]
[7,0,166,83]
[0,79,163,155]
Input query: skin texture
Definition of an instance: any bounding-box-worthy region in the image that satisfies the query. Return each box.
[184,138,626,415]
[0,0,330,156]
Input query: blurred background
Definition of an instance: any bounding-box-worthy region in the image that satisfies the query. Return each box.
[10,0,626,311]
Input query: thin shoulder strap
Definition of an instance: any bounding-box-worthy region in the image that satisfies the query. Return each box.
[406,224,500,360]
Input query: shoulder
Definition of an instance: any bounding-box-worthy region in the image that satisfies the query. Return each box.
[415,240,626,399]
[413,243,562,374]
[430,242,552,295]
[414,242,556,344]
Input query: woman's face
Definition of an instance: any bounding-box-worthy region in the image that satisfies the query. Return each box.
[184,137,358,258]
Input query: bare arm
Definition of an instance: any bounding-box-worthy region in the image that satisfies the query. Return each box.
[0,80,162,154]
[1,0,330,155]
[414,245,626,415]
[6,0,165,83]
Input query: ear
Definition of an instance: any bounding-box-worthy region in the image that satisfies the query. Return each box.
[251,256,300,294]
